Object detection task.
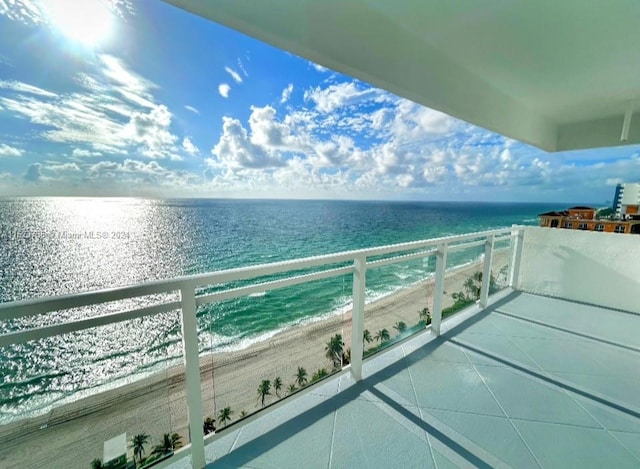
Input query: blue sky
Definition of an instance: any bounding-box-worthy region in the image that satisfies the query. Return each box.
[0,0,639,203]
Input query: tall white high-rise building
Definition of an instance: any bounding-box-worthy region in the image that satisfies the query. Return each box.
[613,183,640,217]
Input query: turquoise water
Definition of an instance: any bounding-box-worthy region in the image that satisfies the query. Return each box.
[0,198,555,422]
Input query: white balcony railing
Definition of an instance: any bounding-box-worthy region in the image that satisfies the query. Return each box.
[0,226,525,469]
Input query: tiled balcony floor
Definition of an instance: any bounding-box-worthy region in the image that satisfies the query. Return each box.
[188,291,640,468]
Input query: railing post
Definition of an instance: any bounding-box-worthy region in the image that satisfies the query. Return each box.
[350,255,366,381]
[508,226,525,289]
[480,235,494,308]
[180,285,206,469]
[432,244,447,336]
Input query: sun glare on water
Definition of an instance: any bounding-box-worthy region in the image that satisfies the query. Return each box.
[43,0,113,47]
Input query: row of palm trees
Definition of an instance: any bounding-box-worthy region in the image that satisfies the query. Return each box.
[91,431,183,469]
[256,364,317,408]
[130,432,182,467]
[88,304,444,468]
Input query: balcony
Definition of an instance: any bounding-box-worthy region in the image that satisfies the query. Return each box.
[192,290,640,469]
[2,227,639,468]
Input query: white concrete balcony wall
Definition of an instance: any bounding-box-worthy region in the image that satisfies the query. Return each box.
[517,227,640,313]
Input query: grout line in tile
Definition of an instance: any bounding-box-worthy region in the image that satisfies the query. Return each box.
[229,427,243,453]
[404,351,438,468]
[559,384,640,464]
[460,344,544,469]
[326,373,346,468]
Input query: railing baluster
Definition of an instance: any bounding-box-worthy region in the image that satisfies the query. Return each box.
[350,255,366,381]
[509,227,525,289]
[432,243,447,336]
[180,285,206,469]
[480,235,494,308]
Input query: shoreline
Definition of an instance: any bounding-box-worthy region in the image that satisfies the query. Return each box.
[1,251,509,469]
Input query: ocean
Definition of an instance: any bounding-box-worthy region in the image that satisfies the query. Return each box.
[0,198,556,423]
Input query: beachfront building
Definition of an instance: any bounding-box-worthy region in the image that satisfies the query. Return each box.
[613,183,640,218]
[538,206,640,234]
[3,2,640,469]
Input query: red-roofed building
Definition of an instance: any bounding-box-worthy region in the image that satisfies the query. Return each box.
[539,206,640,234]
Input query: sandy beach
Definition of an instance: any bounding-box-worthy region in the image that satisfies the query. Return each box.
[0,251,509,469]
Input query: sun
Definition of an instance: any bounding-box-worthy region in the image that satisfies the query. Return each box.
[43,0,114,47]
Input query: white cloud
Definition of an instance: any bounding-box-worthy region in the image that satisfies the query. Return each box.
[0,80,57,98]
[225,66,243,84]
[182,137,199,155]
[1,55,185,160]
[237,58,249,77]
[72,148,102,158]
[87,159,168,180]
[304,81,392,113]
[24,163,42,181]
[184,105,200,114]
[218,83,231,98]
[0,144,23,157]
[88,160,120,176]
[122,105,180,159]
[48,162,81,173]
[0,0,135,24]
[210,116,286,169]
[100,54,157,108]
[1,93,122,147]
[390,100,457,142]
[203,79,575,198]
[247,105,309,150]
[0,0,43,24]
[280,83,294,104]
[310,62,329,73]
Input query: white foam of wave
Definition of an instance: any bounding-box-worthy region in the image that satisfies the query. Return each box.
[248,291,267,298]
[212,327,285,353]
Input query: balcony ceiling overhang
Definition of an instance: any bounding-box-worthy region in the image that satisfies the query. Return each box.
[163,0,640,152]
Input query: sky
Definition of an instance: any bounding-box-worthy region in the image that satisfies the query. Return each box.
[0,1,639,203]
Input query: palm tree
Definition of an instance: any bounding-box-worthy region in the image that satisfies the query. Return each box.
[452,291,466,303]
[170,432,183,450]
[342,347,351,365]
[394,321,407,335]
[375,329,391,343]
[418,307,431,324]
[257,379,271,407]
[240,410,248,418]
[90,459,103,469]
[130,433,150,466]
[375,328,390,343]
[203,416,216,435]
[325,333,344,369]
[464,276,481,300]
[295,366,308,387]
[363,329,373,347]
[151,433,183,457]
[274,376,283,397]
[287,383,297,394]
[218,406,233,427]
[312,368,329,381]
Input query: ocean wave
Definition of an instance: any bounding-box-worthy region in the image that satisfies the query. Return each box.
[0,370,69,390]
[248,291,267,298]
